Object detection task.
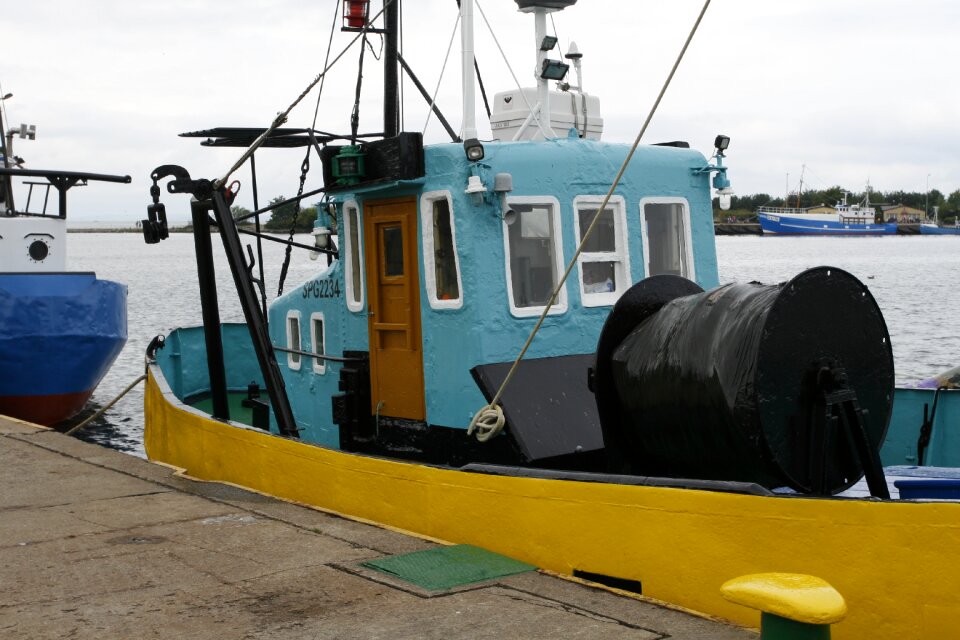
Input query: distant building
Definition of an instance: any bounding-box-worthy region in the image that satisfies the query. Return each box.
[807,204,835,214]
[880,204,925,223]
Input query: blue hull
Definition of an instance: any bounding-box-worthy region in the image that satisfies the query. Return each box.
[0,272,127,424]
[919,224,960,235]
[758,213,897,236]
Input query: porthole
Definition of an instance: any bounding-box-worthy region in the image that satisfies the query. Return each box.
[28,239,49,262]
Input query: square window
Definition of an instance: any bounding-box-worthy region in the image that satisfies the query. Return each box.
[574,196,630,307]
[420,193,463,308]
[503,198,566,317]
[642,200,693,279]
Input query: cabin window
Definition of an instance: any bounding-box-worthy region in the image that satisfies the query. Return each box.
[343,201,364,312]
[286,311,302,371]
[503,197,567,317]
[420,191,463,309]
[310,312,326,374]
[640,198,695,279]
[574,195,630,307]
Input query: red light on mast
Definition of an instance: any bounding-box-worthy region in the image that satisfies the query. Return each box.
[343,0,370,29]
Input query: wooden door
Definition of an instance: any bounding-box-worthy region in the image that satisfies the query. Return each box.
[364,197,425,420]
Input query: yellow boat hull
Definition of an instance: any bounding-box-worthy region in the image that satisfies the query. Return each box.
[145,368,960,638]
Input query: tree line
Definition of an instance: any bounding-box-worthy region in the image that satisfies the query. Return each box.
[230,196,320,233]
[716,187,960,223]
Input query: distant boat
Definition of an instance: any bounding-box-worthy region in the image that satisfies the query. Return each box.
[919,222,960,235]
[758,187,897,236]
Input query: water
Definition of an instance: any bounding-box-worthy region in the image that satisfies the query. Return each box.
[64,231,318,456]
[62,232,960,457]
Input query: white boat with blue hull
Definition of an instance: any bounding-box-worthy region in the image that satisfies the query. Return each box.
[138,2,960,636]
[758,192,896,235]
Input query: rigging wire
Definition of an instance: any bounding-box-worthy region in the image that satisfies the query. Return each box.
[277,0,343,298]
[469,0,714,442]
[423,12,462,136]
[213,0,395,190]
[473,0,549,140]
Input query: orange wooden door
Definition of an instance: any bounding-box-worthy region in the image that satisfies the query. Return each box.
[364,198,425,420]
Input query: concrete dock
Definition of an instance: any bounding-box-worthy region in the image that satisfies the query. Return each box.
[0,417,754,639]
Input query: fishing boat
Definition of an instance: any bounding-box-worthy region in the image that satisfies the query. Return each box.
[0,108,130,425]
[757,190,897,236]
[139,2,960,637]
[919,222,960,235]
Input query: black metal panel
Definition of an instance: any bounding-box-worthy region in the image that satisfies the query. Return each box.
[321,132,424,191]
[333,350,373,450]
[471,354,603,462]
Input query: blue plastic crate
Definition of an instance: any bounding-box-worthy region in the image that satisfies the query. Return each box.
[894,479,960,500]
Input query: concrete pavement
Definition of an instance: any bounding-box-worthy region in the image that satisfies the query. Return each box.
[0,417,755,639]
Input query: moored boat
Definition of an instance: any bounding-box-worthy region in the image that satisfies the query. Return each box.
[138,2,960,637]
[0,109,130,425]
[757,191,896,236]
[919,222,960,235]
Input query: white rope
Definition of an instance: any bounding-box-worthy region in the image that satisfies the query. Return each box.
[468,0,713,441]
[467,403,505,442]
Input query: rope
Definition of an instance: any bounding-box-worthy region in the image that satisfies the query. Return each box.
[468,0,712,442]
[64,374,147,437]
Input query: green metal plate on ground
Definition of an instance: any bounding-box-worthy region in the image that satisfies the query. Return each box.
[362,544,536,591]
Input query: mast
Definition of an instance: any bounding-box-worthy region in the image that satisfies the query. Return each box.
[533,7,556,138]
[461,0,477,140]
[384,0,399,138]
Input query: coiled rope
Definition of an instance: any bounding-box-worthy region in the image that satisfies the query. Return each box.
[468,0,712,442]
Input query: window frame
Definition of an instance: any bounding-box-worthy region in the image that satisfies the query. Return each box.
[420,190,464,310]
[502,195,568,318]
[572,195,631,307]
[342,200,364,312]
[285,310,302,371]
[638,196,696,280]
[309,311,326,375]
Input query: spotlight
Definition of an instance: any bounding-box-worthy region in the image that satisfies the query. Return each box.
[463,138,485,162]
[540,59,569,81]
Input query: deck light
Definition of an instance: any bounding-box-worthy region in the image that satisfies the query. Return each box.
[540,35,558,51]
[717,188,734,211]
[465,174,487,205]
[714,134,730,152]
[310,226,332,260]
[540,59,569,81]
[343,0,369,29]
[332,145,366,186]
[463,138,485,162]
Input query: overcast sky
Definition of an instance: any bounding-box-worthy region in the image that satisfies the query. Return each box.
[3,0,958,221]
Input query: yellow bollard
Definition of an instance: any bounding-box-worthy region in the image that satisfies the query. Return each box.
[721,573,847,640]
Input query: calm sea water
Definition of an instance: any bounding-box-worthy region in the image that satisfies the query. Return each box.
[63,232,960,456]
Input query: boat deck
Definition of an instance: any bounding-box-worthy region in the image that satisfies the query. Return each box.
[0,415,754,639]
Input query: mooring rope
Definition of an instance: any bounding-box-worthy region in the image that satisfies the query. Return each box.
[64,374,147,437]
[468,0,713,442]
